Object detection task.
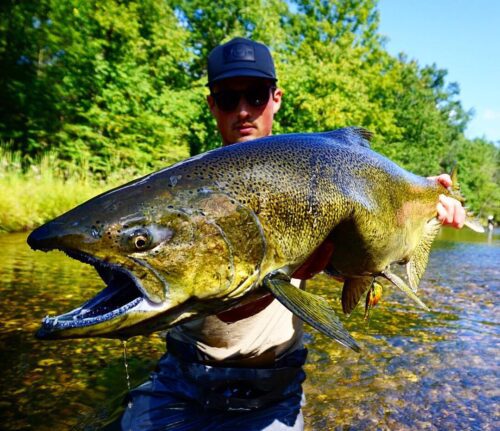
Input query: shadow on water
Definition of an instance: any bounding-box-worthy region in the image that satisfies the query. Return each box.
[0,228,498,430]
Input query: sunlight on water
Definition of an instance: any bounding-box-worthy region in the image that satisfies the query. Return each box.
[0,229,498,430]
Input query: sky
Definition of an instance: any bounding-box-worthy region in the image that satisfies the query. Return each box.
[377,0,500,143]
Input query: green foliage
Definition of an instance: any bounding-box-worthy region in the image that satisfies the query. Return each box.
[443,137,500,219]
[0,0,498,225]
[0,0,192,171]
[0,148,145,232]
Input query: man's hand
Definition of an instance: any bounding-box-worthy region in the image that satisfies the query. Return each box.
[430,174,466,229]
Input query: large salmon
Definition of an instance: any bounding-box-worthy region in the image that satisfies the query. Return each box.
[27,128,481,351]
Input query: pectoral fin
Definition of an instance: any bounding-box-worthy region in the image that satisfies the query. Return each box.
[406,218,441,292]
[264,276,361,352]
[342,277,373,315]
[381,270,429,311]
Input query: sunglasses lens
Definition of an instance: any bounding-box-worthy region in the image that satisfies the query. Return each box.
[246,86,271,107]
[214,91,240,112]
[213,86,273,111]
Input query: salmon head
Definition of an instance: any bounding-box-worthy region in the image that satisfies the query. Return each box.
[27,169,266,339]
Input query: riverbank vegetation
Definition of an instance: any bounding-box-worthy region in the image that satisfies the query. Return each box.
[1,0,498,233]
[0,148,149,232]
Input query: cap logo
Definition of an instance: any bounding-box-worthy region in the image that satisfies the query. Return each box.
[223,43,255,63]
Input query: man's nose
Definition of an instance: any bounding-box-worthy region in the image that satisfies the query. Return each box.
[236,99,251,120]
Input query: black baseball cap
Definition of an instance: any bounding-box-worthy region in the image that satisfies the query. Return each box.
[207,37,277,86]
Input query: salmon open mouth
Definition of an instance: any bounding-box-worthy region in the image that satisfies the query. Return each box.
[36,249,147,339]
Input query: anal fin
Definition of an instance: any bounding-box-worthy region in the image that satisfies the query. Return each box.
[264,276,361,352]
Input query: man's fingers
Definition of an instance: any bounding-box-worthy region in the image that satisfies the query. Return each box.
[436,174,452,188]
[429,175,465,229]
[454,202,466,228]
[438,195,465,228]
[428,174,452,189]
[437,199,453,224]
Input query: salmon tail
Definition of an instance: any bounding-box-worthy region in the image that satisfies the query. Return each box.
[464,216,486,233]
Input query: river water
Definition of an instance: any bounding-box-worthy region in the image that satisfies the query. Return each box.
[0,229,498,430]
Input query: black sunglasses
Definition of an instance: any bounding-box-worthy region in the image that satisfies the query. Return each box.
[211,86,275,112]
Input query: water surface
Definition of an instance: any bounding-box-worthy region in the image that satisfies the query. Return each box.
[0,229,498,430]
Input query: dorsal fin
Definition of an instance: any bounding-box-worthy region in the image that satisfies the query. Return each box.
[320,127,373,148]
[406,218,441,291]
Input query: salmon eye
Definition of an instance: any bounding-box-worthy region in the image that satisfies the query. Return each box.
[129,228,152,251]
[121,224,172,252]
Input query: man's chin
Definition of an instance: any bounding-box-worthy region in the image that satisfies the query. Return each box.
[236,130,260,142]
[223,130,261,146]
[237,135,255,143]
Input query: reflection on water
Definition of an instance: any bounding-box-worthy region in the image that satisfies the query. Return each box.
[0,229,498,430]
[0,233,166,430]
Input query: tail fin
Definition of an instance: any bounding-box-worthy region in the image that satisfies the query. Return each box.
[464,214,485,233]
[448,164,485,233]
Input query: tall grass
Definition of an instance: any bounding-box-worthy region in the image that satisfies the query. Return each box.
[0,149,144,233]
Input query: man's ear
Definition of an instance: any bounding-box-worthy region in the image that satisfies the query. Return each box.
[272,88,283,114]
[207,94,216,115]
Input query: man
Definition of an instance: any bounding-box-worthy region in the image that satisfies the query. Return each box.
[119,37,465,431]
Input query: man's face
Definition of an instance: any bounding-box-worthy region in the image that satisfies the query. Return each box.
[207,77,282,146]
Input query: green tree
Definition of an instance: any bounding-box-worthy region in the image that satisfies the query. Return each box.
[0,0,197,172]
[0,0,56,153]
[444,137,499,219]
[0,0,496,217]
[375,59,470,175]
[168,0,293,153]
